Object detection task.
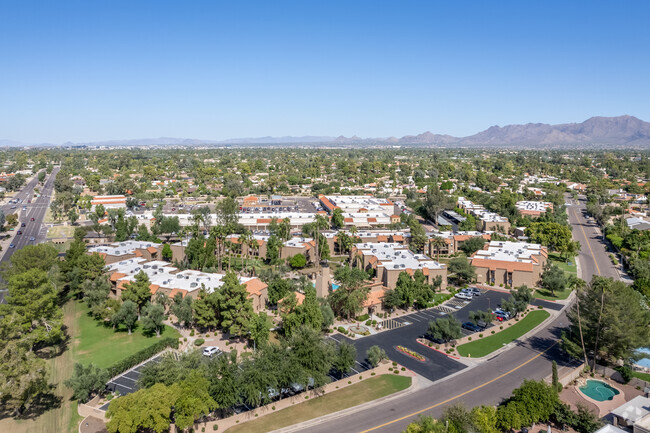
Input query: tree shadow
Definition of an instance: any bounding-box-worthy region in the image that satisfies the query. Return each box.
[0,385,63,421]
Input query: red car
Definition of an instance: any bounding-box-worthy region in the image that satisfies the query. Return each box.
[31,217,35,221]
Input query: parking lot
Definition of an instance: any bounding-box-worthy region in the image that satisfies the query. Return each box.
[101,354,166,409]
[329,288,554,382]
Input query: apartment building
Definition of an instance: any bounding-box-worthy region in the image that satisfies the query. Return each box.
[516,201,554,217]
[351,242,447,290]
[457,197,510,232]
[106,257,268,312]
[470,240,547,287]
[90,195,127,211]
[88,240,162,264]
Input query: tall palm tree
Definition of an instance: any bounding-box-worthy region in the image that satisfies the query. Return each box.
[313,214,330,270]
[213,225,227,272]
[568,276,588,367]
[430,236,447,261]
[239,230,253,275]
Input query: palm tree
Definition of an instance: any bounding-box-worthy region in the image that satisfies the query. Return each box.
[430,236,447,261]
[313,214,330,270]
[568,276,588,366]
[213,225,227,272]
[239,230,253,275]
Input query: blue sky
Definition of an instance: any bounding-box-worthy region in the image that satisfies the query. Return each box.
[1,0,649,143]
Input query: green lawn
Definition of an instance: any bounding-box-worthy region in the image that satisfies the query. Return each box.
[225,375,411,433]
[632,370,650,382]
[457,310,551,358]
[73,302,181,369]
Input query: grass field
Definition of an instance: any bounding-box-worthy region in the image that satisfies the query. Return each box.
[457,310,551,358]
[632,370,650,382]
[73,302,181,369]
[224,374,411,433]
[46,224,75,239]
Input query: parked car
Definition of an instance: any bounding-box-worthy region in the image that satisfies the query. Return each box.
[493,309,510,321]
[455,291,473,301]
[9,243,15,248]
[467,287,481,296]
[202,346,221,357]
[462,322,483,332]
[30,217,35,221]
[29,237,35,241]
[21,222,25,227]
[17,230,22,235]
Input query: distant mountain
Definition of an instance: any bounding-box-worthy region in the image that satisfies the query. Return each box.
[2,115,648,148]
[452,115,650,147]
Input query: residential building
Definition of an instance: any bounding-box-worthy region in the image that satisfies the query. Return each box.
[106,258,269,312]
[88,240,162,264]
[90,195,127,211]
[470,240,547,287]
[351,242,447,290]
[516,201,554,217]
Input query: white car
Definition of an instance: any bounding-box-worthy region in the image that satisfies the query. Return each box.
[202,346,221,357]
[455,291,473,301]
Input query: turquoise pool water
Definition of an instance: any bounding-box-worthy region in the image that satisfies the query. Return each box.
[635,347,650,368]
[579,380,620,401]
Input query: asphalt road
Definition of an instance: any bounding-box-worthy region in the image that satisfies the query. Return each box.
[0,167,59,303]
[282,197,614,433]
[565,194,620,281]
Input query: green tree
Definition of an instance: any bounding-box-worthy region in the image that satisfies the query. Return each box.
[171,293,193,328]
[121,271,153,318]
[113,300,138,334]
[82,275,111,314]
[427,317,462,343]
[249,311,272,350]
[289,253,307,269]
[161,243,173,261]
[142,303,165,337]
[173,371,216,431]
[331,208,344,229]
[366,345,387,368]
[540,264,567,297]
[449,256,475,285]
[459,236,486,256]
[329,266,370,319]
[332,341,357,378]
[64,363,109,402]
[218,271,254,337]
[106,383,177,433]
[68,208,79,224]
[266,234,283,265]
[288,325,335,388]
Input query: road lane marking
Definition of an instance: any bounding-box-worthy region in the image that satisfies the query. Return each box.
[360,341,558,433]
[573,210,600,276]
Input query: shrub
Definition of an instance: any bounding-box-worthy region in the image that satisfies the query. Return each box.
[500,326,503,330]
[213,425,218,431]
[401,367,405,371]
[184,337,187,341]
[205,333,210,337]
[359,376,362,380]
[194,338,205,346]
[392,361,397,367]
[478,333,483,338]
[371,372,376,376]
[272,406,275,410]
[338,326,346,333]
[357,313,369,322]
[255,414,258,417]
[305,396,309,399]
[225,341,230,346]
[365,320,372,326]
[348,380,352,384]
[394,369,399,374]
[491,330,495,334]
[107,337,179,377]
[615,365,633,383]
[190,330,195,336]
[468,337,472,341]
[372,320,377,325]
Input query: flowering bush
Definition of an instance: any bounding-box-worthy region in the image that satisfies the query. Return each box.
[396,345,425,361]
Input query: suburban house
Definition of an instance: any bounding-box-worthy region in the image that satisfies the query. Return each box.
[351,242,447,290]
[609,396,650,433]
[470,240,547,287]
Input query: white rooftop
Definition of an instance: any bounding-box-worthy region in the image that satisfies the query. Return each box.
[88,240,161,257]
[611,396,650,424]
[473,240,544,263]
[516,201,553,212]
[356,242,445,270]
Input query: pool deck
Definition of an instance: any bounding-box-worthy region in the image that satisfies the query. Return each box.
[562,377,644,418]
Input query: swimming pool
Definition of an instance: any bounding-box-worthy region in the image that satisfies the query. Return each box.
[579,379,620,402]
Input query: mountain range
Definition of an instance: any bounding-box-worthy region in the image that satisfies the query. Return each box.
[4,115,650,148]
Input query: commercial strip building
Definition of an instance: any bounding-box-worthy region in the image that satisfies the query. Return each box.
[319,195,401,228]
[90,195,127,211]
[470,240,547,288]
[457,197,510,232]
[103,256,268,312]
[515,200,554,217]
[351,242,447,291]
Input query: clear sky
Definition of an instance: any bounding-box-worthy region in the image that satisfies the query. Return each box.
[1,0,649,143]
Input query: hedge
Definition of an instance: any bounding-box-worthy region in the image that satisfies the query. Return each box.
[107,336,179,378]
